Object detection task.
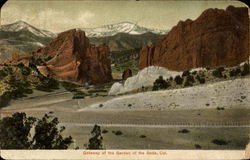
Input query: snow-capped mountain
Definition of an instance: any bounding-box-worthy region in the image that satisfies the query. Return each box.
[1,20,56,38]
[82,22,167,37]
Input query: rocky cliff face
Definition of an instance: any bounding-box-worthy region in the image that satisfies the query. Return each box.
[33,29,112,84]
[139,6,249,71]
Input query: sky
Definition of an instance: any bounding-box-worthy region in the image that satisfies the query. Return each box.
[1,0,247,33]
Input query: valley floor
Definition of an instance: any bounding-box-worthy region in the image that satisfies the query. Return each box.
[0,77,250,149]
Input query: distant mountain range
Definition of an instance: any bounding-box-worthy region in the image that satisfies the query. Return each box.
[0,21,167,63]
[82,22,167,37]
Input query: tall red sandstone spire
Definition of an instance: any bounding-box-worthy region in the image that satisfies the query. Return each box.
[139,6,249,71]
[34,29,112,84]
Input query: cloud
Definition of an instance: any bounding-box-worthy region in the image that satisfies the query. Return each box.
[77,11,95,26]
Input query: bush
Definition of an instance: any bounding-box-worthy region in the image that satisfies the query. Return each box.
[184,75,195,87]
[174,75,183,85]
[0,70,8,80]
[212,67,224,78]
[0,93,11,108]
[178,129,190,133]
[194,144,202,149]
[61,81,79,92]
[114,131,123,136]
[0,112,73,149]
[102,129,108,134]
[21,66,31,76]
[152,76,169,91]
[186,75,195,83]
[196,75,205,84]
[212,139,228,145]
[5,76,32,99]
[182,70,190,77]
[241,63,249,76]
[192,71,197,75]
[72,91,85,99]
[36,77,59,92]
[229,68,241,77]
[87,125,103,149]
[140,135,146,138]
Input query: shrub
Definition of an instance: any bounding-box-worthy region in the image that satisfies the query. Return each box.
[152,76,169,91]
[0,70,8,80]
[187,75,195,83]
[194,144,202,149]
[0,112,73,149]
[87,125,103,149]
[140,135,146,138]
[21,66,31,76]
[72,91,85,99]
[196,75,205,84]
[178,129,190,133]
[114,131,123,136]
[184,75,195,87]
[182,70,190,77]
[192,71,197,75]
[241,63,249,76]
[61,81,79,92]
[0,93,11,108]
[174,75,183,85]
[36,77,59,92]
[212,67,225,78]
[212,139,228,145]
[102,129,108,134]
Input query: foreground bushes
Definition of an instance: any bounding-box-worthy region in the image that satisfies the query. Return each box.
[0,112,73,149]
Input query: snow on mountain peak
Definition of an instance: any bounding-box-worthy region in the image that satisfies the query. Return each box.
[1,20,56,38]
[82,22,167,37]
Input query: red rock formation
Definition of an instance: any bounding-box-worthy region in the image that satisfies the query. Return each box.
[122,69,132,80]
[32,29,112,84]
[139,6,249,71]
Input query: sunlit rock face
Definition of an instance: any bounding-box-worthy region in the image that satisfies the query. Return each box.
[32,29,112,84]
[139,6,249,71]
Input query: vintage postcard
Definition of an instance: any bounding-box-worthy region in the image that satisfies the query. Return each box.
[0,0,249,159]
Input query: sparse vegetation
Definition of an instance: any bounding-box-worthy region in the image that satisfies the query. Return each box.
[151,62,249,92]
[212,67,224,78]
[153,76,169,91]
[216,107,225,110]
[140,135,146,138]
[178,129,190,133]
[194,144,202,149]
[102,129,108,134]
[174,75,183,85]
[112,130,123,136]
[212,139,229,145]
[72,91,85,99]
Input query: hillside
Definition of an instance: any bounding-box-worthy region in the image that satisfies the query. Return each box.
[88,77,250,110]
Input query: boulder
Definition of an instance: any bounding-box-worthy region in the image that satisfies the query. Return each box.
[122,69,132,80]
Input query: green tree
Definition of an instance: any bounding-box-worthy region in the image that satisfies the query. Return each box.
[0,112,36,149]
[87,125,103,149]
[32,114,72,149]
[0,112,73,149]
